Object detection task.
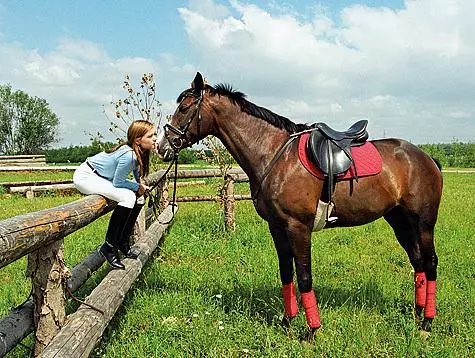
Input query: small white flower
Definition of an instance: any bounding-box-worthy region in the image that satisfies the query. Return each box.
[215,294,223,299]
[205,311,210,315]
[242,349,250,354]
[218,320,223,325]
[192,313,198,318]
[218,325,224,330]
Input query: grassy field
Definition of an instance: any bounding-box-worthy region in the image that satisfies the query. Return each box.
[1,172,474,357]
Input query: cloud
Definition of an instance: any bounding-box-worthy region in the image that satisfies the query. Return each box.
[178,0,475,143]
[0,37,174,145]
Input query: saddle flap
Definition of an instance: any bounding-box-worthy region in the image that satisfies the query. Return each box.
[307,130,352,175]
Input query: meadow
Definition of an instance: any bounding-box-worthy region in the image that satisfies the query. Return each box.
[0,171,474,357]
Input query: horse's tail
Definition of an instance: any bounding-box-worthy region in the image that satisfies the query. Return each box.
[432,157,442,171]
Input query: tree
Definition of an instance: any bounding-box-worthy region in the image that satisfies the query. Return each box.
[0,84,60,154]
[102,73,164,142]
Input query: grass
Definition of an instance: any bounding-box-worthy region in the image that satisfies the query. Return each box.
[1,172,474,357]
[0,170,74,183]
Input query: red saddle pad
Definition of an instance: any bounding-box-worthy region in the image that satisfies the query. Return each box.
[298,133,382,180]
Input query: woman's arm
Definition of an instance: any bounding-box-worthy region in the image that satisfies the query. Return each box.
[112,152,140,192]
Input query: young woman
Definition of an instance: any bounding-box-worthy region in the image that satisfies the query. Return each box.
[73,120,157,269]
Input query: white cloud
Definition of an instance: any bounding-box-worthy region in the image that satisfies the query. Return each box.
[178,0,475,143]
[0,36,186,146]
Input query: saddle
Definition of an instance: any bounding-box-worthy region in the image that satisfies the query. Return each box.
[306,120,369,222]
[307,120,368,177]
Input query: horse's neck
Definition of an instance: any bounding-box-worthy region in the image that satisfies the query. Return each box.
[215,110,289,182]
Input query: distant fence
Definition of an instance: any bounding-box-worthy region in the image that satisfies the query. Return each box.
[0,155,46,167]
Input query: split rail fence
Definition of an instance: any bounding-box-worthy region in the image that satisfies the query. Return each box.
[0,155,46,167]
[0,168,250,357]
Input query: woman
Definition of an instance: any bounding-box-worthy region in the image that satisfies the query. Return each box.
[73,120,156,269]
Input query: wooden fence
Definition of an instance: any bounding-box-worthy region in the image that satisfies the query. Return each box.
[0,155,46,167]
[0,172,172,357]
[0,168,250,356]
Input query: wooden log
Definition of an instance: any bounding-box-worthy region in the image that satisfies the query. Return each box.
[0,251,105,357]
[0,301,34,357]
[27,240,68,356]
[168,180,206,188]
[0,155,46,160]
[0,180,73,188]
[147,167,246,184]
[0,166,78,172]
[0,195,114,269]
[9,183,77,194]
[223,176,235,231]
[175,194,252,202]
[39,204,176,358]
[0,158,46,165]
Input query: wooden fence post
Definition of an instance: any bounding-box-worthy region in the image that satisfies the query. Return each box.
[27,239,69,356]
[223,175,235,231]
[133,197,146,243]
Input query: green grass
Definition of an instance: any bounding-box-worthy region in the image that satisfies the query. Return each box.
[1,172,474,357]
[0,170,74,183]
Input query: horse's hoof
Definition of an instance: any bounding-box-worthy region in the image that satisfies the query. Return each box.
[302,327,319,342]
[281,316,293,329]
[421,318,433,332]
[414,305,424,326]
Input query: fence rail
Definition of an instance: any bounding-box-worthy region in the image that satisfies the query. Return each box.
[0,155,46,167]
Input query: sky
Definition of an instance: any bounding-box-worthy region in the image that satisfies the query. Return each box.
[0,0,473,147]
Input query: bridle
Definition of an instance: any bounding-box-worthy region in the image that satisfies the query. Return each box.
[163,90,204,151]
[147,89,205,224]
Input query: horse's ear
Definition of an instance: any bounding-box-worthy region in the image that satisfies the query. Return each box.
[191,72,205,92]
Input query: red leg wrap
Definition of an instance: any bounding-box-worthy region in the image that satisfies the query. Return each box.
[424,280,436,319]
[414,272,427,307]
[301,290,321,329]
[282,282,299,317]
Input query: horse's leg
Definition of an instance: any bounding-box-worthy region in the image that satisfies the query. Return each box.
[269,224,298,326]
[285,219,321,337]
[384,207,438,331]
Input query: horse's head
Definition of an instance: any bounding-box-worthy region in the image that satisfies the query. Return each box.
[156,72,215,162]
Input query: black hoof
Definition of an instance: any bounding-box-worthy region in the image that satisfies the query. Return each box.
[421,318,433,332]
[302,327,319,342]
[414,305,424,325]
[99,244,125,270]
[281,315,294,329]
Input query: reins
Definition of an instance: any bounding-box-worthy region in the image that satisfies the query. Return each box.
[146,154,179,224]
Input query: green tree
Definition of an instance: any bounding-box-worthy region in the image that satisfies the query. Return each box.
[0,84,59,154]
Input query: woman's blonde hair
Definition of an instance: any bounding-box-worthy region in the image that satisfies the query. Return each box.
[108,120,154,178]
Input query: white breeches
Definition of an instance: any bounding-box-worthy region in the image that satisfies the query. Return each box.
[73,162,137,208]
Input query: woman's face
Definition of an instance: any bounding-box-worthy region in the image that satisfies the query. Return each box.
[136,128,157,151]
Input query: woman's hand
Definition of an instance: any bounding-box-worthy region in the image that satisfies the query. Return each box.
[137,182,150,197]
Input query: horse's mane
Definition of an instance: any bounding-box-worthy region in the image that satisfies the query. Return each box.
[177,84,310,133]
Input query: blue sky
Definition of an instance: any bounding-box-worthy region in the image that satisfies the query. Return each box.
[0,0,473,146]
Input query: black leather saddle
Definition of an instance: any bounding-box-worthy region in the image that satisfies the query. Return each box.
[306,120,369,221]
[307,120,368,177]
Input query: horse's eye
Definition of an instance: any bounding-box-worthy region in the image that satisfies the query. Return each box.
[179,105,189,114]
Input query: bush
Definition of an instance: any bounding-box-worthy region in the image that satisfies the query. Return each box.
[419,141,475,168]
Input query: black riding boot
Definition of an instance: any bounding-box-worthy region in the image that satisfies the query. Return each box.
[99,205,132,270]
[118,202,144,259]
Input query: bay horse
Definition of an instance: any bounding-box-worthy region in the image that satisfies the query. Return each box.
[156,72,443,338]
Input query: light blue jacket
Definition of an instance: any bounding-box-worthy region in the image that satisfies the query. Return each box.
[87,145,140,192]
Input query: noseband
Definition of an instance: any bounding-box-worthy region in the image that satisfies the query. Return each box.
[164,90,204,151]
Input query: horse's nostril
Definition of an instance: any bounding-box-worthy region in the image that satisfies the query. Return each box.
[172,138,182,148]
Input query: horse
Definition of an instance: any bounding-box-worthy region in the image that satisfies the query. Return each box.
[156,72,443,338]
